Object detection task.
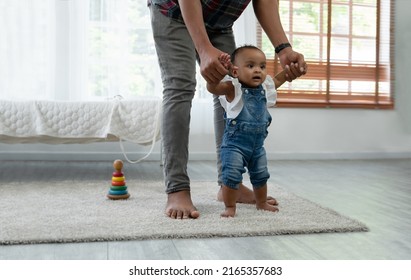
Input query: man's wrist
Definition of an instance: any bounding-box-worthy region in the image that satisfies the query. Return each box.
[275,43,292,54]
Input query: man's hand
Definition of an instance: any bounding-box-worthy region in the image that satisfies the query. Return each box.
[278,48,307,82]
[198,46,229,84]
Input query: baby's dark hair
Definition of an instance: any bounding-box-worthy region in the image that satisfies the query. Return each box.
[231,45,263,64]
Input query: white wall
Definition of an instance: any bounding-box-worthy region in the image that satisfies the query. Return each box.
[394,0,411,135]
[1,0,410,161]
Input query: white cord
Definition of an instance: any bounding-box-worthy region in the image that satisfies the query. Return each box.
[119,101,161,164]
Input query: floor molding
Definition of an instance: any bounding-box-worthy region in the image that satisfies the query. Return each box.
[1,151,410,161]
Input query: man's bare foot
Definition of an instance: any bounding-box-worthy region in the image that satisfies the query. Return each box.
[165,190,200,219]
[221,206,236,218]
[256,202,279,213]
[217,183,278,205]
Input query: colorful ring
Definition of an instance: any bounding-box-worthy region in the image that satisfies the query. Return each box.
[109,189,128,196]
[112,176,125,182]
[110,186,127,191]
[112,171,124,177]
[111,181,126,186]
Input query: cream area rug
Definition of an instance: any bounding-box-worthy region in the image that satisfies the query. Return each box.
[0,180,368,245]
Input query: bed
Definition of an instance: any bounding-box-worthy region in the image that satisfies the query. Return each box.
[0,99,162,162]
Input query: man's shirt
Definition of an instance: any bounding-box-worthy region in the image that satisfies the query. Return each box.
[148,0,252,32]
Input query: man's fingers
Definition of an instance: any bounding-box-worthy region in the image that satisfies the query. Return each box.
[300,62,308,74]
[202,62,228,83]
[285,64,299,81]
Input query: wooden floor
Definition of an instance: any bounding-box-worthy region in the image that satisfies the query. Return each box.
[0,159,410,260]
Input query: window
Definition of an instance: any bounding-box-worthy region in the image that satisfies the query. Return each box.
[258,0,394,109]
[0,1,55,100]
[0,0,160,101]
[87,0,161,100]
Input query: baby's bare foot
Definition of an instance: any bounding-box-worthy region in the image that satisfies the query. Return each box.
[256,202,279,213]
[221,206,236,218]
[166,190,199,219]
[217,184,278,205]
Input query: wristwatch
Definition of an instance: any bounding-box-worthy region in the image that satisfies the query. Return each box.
[275,43,292,54]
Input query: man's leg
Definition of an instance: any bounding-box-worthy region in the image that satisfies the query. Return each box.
[150,5,199,219]
[207,31,236,187]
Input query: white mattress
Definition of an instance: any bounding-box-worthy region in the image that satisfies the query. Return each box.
[0,99,161,145]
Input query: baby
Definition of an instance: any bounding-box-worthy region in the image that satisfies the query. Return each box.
[207,45,287,217]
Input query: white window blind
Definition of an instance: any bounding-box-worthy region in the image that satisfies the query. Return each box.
[258,0,394,109]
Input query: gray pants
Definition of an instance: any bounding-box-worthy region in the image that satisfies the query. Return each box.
[150,5,236,193]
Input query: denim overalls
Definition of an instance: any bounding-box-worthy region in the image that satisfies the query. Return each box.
[220,84,272,190]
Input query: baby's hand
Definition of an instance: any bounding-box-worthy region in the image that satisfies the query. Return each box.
[218,53,231,70]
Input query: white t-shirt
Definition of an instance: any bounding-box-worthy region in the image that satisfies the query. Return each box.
[218,75,277,119]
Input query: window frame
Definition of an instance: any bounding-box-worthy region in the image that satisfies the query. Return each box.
[257,0,395,109]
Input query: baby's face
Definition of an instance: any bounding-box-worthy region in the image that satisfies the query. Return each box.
[233,48,267,88]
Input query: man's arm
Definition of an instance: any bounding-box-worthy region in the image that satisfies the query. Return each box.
[178,0,228,83]
[253,0,307,80]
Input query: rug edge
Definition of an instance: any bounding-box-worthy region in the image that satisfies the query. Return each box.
[0,225,369,246]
